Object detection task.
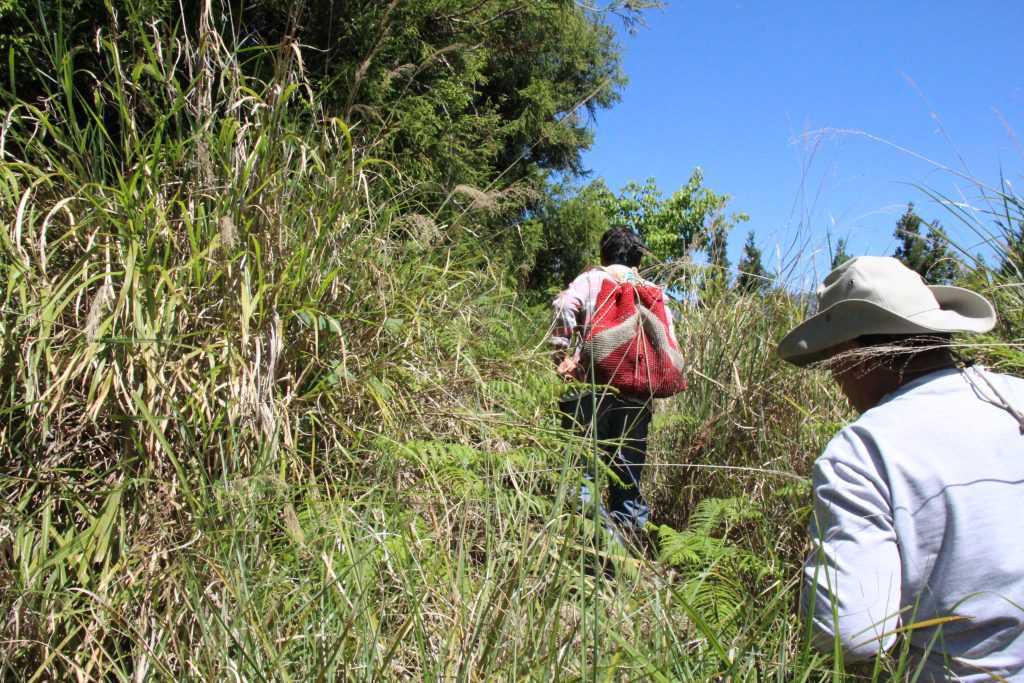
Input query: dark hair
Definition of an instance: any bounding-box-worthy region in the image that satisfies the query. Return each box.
[855,333,952,349]
[852,333,955,371]
[599,226,645,267]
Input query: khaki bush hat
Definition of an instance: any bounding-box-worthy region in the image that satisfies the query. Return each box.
[777,256,996,367]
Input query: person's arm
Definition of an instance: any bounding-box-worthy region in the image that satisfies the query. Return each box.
[550,270,603,370]
[550,291,581,360]
[802,426,902,662]
[661,295,681,349]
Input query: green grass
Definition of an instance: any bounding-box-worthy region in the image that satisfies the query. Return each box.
[3,3,1023,681]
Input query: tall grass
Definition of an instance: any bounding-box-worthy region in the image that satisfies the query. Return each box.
[917,178,1024,372]
[0,5,699,679]
[0,6,557,678]
[3,3,1021,681]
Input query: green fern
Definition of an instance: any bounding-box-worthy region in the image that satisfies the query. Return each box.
[657,497,774,639]
[676,567,748,638]
[685,496,762,534]
[657,498,768,572]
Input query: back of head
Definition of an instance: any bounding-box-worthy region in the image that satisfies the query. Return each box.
[600,227,645,268]
[835,332,955,375]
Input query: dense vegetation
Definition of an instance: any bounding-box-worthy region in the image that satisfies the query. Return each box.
[1,1,1021,680]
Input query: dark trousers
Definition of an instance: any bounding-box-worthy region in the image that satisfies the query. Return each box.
[560,391,652,529]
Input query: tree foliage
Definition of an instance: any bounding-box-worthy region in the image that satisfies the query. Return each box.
[893,203,960,284]
[830,237,852,270]
[4,0,632,202]
[702,218,732,293]
[600,170,747,263]
[3,0,649,288]
[224,0,633,198]
[522,182,611,292]
[525,172,747,291]
[736,231,770,293]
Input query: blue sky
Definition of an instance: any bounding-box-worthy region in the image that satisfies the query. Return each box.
[581,1,1024,283]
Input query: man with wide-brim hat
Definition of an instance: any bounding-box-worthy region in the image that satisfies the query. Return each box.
[779,256,1024,680]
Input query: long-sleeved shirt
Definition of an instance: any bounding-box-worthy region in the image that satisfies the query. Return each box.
[549,265,679,354]
[804,366,1024,681]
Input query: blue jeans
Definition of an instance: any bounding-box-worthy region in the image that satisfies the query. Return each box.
[560,391,652,529]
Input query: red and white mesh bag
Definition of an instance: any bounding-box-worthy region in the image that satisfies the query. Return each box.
[580,277,687,398]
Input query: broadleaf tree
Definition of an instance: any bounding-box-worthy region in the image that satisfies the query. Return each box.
[611,170,748,263]
[526,171,747,291]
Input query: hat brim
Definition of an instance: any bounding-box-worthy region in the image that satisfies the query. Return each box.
[777,284,996,367]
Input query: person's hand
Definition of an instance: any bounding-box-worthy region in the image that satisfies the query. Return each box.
[557,355,579,382]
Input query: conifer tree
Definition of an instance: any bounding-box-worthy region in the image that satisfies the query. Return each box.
[893,203,960,284]
[831,237,852,269]
[703,218,732,292]
[736,231,770,293]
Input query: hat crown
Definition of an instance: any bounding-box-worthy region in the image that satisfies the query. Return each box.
[817,256,939,316]
[778,255,996,366]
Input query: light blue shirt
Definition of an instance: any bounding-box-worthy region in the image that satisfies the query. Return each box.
[804,366,1024,681]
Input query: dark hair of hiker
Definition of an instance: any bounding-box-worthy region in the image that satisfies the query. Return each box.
[855,333,952,349]
[600,226,645,268]
[851,332,955,373]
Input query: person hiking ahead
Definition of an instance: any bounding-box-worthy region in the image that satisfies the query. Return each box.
[550,227,686,534]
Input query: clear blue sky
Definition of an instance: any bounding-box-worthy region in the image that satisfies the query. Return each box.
[581,1,1024,284]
